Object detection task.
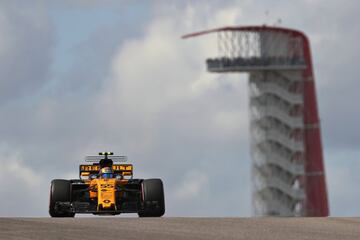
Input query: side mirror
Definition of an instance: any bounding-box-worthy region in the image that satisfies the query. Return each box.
[89,174,97,180]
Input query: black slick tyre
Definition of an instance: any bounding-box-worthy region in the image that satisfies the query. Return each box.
[138,179,165,217]
[49,179,75,217]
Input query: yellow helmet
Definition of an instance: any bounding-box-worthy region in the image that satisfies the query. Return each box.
[100,167,113,179]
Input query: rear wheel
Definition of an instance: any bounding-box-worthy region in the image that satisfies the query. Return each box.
[138,179,165,217]
[49,179,75,217]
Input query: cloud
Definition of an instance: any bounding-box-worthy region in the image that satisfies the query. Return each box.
[60,0,120,8]
[0,143,42,187]
[0,142,46,216]
[174,169,209,201]
[326,149,360,216]
[0,1,54,104]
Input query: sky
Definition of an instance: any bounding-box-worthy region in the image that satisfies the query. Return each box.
[0,0,359,217]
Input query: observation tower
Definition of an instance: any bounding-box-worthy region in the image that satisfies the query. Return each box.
[183,26,329,216]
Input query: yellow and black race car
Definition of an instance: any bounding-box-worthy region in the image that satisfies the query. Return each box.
[49,152,165,217]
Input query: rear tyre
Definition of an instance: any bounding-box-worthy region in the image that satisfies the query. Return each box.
[138,179,165,217]
[49,179,75,217]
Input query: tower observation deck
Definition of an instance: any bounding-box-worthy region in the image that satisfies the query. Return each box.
[183,26,329,216]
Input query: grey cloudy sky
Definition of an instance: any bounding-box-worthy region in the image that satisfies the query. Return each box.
[0,0,359,217]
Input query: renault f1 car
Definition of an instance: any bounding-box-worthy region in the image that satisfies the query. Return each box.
[49,152,165,217]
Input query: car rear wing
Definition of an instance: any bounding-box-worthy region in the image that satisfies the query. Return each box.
[79,164,133,179]
[85,155,127,163]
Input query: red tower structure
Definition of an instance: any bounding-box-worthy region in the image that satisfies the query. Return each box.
[183,26,329,216]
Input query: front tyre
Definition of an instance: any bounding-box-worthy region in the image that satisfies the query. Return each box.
[138,179,165,217]
[49,179,75,217]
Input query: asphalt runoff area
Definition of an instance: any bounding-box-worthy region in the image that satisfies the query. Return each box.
[1,217,360,240]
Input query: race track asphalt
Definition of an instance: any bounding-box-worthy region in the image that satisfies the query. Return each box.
[0,217,360,240]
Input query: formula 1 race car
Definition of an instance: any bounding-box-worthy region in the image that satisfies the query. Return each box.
[49,152,165,217]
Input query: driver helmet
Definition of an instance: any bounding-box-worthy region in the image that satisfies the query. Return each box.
[100,167,114,179]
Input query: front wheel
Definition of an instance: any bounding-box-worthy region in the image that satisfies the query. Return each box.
[49,179,75,217]
[138,179,165,217]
